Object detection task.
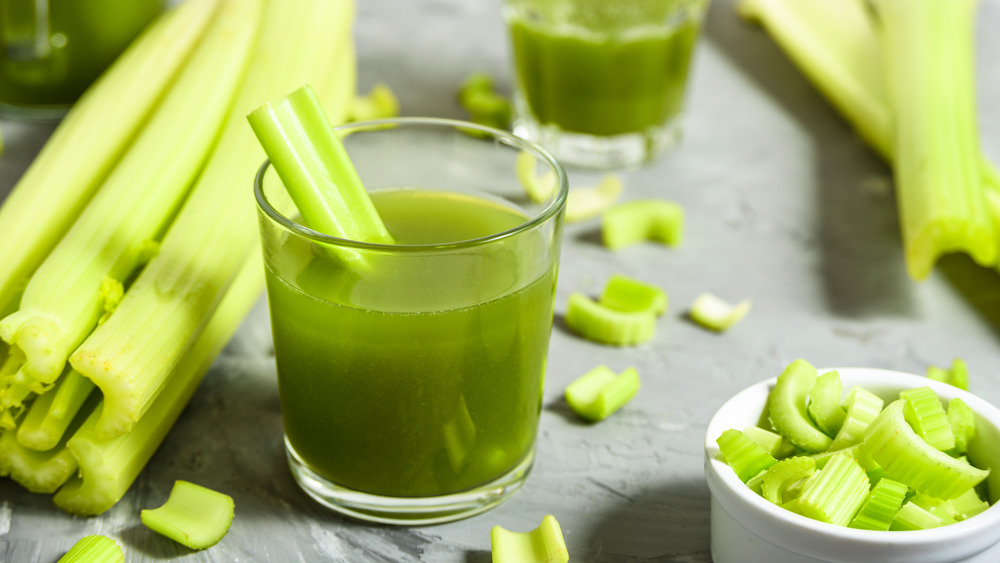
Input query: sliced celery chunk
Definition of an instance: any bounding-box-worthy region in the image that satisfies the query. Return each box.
[141,480,234,550]
[57,535,124,563]
[598,274,667,316]
[806,370,846,437]
[890,501,947,531]
[828,386,883,451]
[768,359,833,453]
[564,366,640,422]
[688,293,752,333]
[948,397,975,456]
[349,83,399,122]
[490,515,569,563]
[565,175,624,223]
[564,292,656,347]
[901,387,956,453]
[717,429,778,483]
[743,426,797,459]
[796,452,870,527]
[761,456,816,505]
[516,151,557,204]
[601,199,684,250]
[457,71,511,131]
[848,477,908,531]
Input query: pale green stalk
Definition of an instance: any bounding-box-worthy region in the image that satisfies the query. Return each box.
[0,0,222,315]
[70,0,355,441]
[0,0,263,390]
[16,369,96,451]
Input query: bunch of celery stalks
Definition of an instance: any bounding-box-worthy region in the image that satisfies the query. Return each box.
[0,0,363,516]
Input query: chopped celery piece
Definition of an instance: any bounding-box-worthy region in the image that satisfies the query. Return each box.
[743,426,797,459]
[17,369,96,451]
[490,515,569,563]
[761,456,816,505]
[517,151,557,204]
[688,293,751,333]
[848,477,908,531]
[863,399,988,500]
[947,487,990,521]
[598,274,667,316]
[564,292,656,347]
[457,71,511,131]
[141,480,234,550]
[565,175,623,223]
[901,387,955,453]
[349,82,400,122]
[768,359,833,453]
[70,0,354,441]
[796,453,870,527]
[247,83,394,267]
[717,429,778,483]
[564,366,640,422]
[927,365,950,384]
[890,501,946,531]
[828,386,883,451]
[601,199,684,250]
[950,358,970,391]
[948,397,976,456]
[911,493,961,526]
[57,535,124,563]
[806,370,846,437]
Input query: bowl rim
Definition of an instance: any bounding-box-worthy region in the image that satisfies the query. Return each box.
[704,366,1000,561]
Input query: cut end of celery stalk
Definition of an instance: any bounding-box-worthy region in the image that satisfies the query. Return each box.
[599,274,667,316]
[564,292,656,347]
[602,199,684,250]
[688,292,751,332]
[490,514,569,563]
[141,480,235,551]
[57,535,124,563]
[565,365,640,422]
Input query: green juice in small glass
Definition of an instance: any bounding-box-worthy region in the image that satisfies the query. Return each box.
[266,188,556,498]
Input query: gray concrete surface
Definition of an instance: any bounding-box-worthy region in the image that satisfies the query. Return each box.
[3,0,1000,561]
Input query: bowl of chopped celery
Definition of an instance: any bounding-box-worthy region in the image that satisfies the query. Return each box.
[704,362,1000,563]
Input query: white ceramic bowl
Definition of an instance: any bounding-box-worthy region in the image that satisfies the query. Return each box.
[704,367,1000,563]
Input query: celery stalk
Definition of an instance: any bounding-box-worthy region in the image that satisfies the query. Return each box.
[490,515,569,563]
[564,292,657,347]
[767,359,832,453]
[57,535,124,563]
[0,0,223,316]
[0,0,263,390]
[70,0,355,441]
[564,366,640,422]
[796,452,870,527]
[53,256,264,516]
[16,369,96,451]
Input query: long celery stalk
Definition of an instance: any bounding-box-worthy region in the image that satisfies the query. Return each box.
[0,0,222,315]
[70,0,356,440]
[53,255,264,516]
[0,0,263,391]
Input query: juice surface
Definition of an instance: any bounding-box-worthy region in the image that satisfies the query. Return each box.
[508,3,702,136]
[267,189,557,498]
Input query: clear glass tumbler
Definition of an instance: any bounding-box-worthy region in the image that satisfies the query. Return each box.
[254,117,568,525]
[504,0,709,170]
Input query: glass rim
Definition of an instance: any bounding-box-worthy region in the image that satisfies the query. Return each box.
[253,116,568,253]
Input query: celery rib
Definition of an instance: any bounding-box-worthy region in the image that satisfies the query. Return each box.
[141,481,235,550]
[564,292,656,346]
[490,515,569,563]
[69,0,355,441]
[767,359,832,453]
[601,199,684,250]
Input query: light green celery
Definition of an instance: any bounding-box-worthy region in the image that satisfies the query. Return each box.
[689,293,752,333]
[564,292,656,346]
[564,366,640,422]
[848,477,908,531]
[927,365,950,384]
[601,198,684,251]
[16,369,95,451]
[890,501,946,531]
[863,399,988,500]
[828,386,883,451]
[598,274,667,316]
[806,370,846,438]
[761,456,815,505]
[70,0,355,441]
[743,426,797,459]
[57,535,124,563]
[53,256,264,516]
[0,0,262,390]
[0,0,222,316]
[796,453,870,527]
[947,487,990,521]
[717,429,778,483]
[247,84,394,262]
[457,72,512,131]
[948,397,975,456]
[141,480,235,550]
[517,151,557,204]
[565,175,623,223]
[900,386,955,453]
[950,358,970,391]
[768,359,833,453]
[490,515,570,563]
[349,83,400,122]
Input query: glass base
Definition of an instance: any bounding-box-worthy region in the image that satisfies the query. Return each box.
[512,114,682,171]
[286,437,535,525]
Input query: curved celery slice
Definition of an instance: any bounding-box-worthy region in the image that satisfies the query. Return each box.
[566,175,623,223]
[517,151,557,204]
[564,292,656,347]
[349,83,400,122]
[598,274,667,316]
[457,72,511,131]
[901,386,955,453]
[565,366,640,422]
[141,480,234,550]
[601,199,684,250]
[806,370,846,437]
[863,399,988,499]
[768,359,833,453]
[688,293,752,333]
[57,535,124,563]
[848,477,908,531]
[947,487,990,521]
[717,428,778,483]
[890,501,946,531]
[828,386,883,451]
[743,426,797,459]
[491,515,569,563]
[948,397,975,456]
[761,456,816,505]
[796,452,870,527]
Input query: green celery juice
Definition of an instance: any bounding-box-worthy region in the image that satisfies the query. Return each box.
[266,189,557,498]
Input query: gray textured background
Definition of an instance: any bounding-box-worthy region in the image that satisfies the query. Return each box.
[3,0,1000,561]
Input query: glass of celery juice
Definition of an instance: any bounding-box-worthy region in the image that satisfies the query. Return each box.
[254,118,568,525]
[504,0,709,170]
